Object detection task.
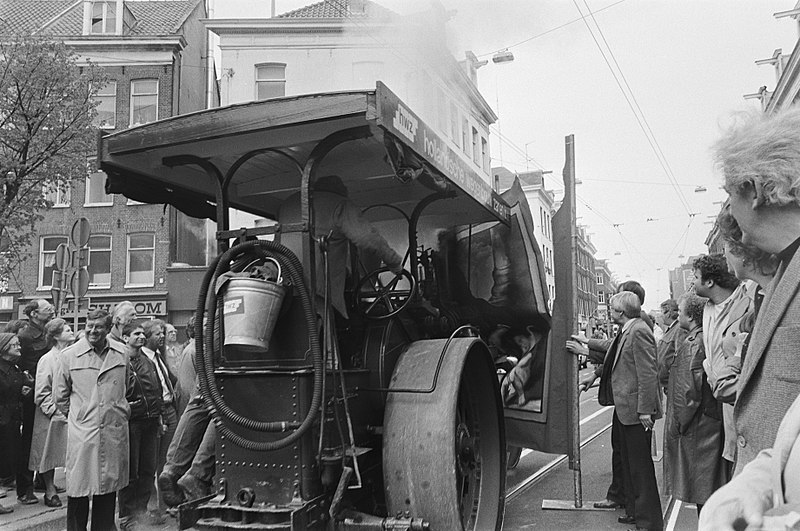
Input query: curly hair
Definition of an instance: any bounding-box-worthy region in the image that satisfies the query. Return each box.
[678,293,706,325]
[713,105,800,207]
[693,254,740,291]
[717,209,779,275]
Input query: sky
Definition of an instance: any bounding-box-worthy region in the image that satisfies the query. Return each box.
[212,0,799,309]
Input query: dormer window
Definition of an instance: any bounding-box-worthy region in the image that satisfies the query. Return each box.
[91,1,117,34]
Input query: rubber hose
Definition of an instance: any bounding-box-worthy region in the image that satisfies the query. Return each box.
[194,240,322,451]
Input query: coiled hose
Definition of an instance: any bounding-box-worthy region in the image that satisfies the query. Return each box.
[194,240,323,451]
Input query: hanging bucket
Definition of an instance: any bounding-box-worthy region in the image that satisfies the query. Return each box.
[220,257,287,349]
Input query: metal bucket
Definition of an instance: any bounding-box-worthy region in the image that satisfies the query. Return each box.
[221,258,287,350]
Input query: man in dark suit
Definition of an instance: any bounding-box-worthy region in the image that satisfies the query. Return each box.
[712,105,800,476]
[601,291,663,530]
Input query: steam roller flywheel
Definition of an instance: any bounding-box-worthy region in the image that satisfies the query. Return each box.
[383,338,506,530]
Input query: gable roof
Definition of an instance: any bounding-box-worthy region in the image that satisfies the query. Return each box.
[0,0,202,37]
[277,0,395,20]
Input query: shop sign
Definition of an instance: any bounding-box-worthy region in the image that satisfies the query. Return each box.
[375,82,510,224]
[58,298,167,318]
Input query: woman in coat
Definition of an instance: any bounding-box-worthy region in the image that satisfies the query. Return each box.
[54,309,130,531]
[29,318,74,507]
[0,332,33,514]
[664,294,727,515]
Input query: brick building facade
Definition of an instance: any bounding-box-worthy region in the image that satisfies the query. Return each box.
[0,0,213,330]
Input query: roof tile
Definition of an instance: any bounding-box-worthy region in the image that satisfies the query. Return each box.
[0,0,201,36]
[277,0,395,20]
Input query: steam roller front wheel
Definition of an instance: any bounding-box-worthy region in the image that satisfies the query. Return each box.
[383,338,506,530]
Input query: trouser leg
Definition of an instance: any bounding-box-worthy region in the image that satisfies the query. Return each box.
[90,492,117,531]
[163,396,209,478]
[606,409,626,506]
[67,496,90,531]
[137,420,159,515]
[187,422,216,485]
[619,418,663,531]
[118,422,143,520]
[18,396,34,496]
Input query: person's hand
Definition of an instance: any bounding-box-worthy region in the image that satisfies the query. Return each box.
[160,422,168,435]
[21,385,31,397]
[53,411,67,422]
[566,340,589,357]
[571,333,588,344]
[578,373,596,392]
[698,477,772,530]
[22,371,34,385]
[389,263,404,276]
[639,414,654,431]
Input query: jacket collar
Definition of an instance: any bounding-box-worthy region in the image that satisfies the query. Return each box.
[738,246,800,396]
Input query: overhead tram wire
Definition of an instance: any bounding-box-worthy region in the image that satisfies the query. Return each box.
[476,0,628,59]
[580,0,693,214]
[571,0,693,217]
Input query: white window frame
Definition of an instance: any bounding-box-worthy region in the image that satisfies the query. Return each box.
[90,1,117,34]
[38,236,68,290]
[598,291,605,304]
[130,79,159,127]
[45,182,71,208]
[88,234,112,289]
[84,170,114,206]
[481,136,489,173]
[126,233,155,288]
[94,81,117,129]
[255,63,286,101]
[596,273,603,285]
[471,127,479,165]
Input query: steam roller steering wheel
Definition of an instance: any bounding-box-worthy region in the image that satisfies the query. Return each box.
[355,266,416,319]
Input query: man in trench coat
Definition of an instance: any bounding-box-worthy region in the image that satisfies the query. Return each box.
[55,309,130,531]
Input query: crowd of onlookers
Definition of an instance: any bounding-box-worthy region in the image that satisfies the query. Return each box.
[0,300,202,530]
[567,105,800,531]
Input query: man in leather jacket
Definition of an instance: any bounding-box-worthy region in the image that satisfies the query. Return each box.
[119,321,164,530]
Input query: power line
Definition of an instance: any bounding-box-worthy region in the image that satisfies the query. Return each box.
[572,0,693,216]
[476,0,628,59]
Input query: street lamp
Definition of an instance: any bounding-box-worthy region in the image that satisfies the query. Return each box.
[492,49,514,64]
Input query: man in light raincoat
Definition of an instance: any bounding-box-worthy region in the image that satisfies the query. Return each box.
[55,309,130,531]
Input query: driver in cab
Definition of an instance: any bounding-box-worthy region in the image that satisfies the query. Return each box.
[278,175,404,318]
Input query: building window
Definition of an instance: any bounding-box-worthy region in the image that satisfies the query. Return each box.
[38,236,68,289]
[471,127,479,165]
[130,79,158,126]
[94,82,117,129]
[598,291,605,304]
[45,182,71,207]
[173,211,215,267]
[481,137,489,173]
[255,63,286,100]
[450,102,459,145]
[127,233,155,287]
[88,235,111,288]
[91,1,116,34]
[596,273,603,285]
[462,118,469,156]
[85,171,113,206]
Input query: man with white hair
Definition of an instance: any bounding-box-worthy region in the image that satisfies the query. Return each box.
[108,301,136,346]
[700,105,800,528]
[593,291,662,530]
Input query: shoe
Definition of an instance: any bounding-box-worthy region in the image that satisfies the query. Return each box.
[0,504,13,514]
[0,487,6,499]
[17,492,39,505]
[157,472,185,508]
[44,494,62,507]
[617,514,636,524]
[177,473,212,502]
[118,515,138,531]
[594,499,624,509]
